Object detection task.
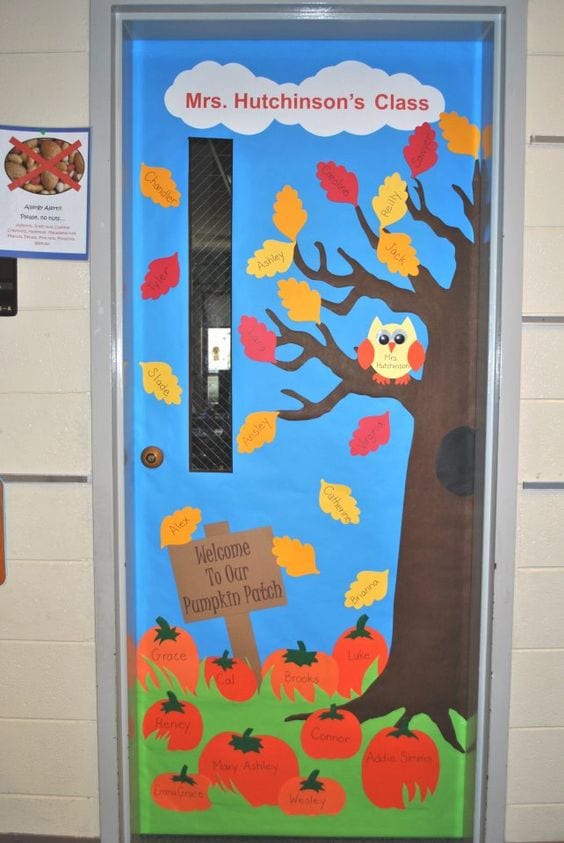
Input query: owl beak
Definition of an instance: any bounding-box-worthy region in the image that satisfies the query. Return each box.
[389,342,396,352]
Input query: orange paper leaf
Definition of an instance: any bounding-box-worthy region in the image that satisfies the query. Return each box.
[160,507,202,548]
[272,536,319,577]
[377,231,420,277]
[439,112,480,159]
[272,185,308,241]
[237,411,279,454]
[139,163,181,207]
[277,278,321,323]
[246,240,295,278]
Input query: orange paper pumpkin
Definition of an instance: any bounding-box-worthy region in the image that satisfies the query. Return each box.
[262,641,338,701]
[151,766,211,812]
[301,703,362,759]
[278,769,347,815]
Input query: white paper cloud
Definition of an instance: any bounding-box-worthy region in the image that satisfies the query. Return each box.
[164,61,445,137]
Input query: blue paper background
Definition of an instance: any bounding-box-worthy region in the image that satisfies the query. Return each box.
[124,37,486,661]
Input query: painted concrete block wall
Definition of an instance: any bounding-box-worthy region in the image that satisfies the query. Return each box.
[0,0,99,837]
[0,1,562,841]
[505,2,564,841]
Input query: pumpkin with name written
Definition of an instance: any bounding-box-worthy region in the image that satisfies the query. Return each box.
[301,703,362,759]
[278,769,347,816]
[262,640,338,701]
[204,650,258,702]
[143,691,203,750]
[137,616,199,693]
[151,765,211,812]
[361,720,440,809]
[332,614,388,698]
[199,727,299,806]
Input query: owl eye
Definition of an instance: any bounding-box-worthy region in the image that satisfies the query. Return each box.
[393,332,406,345]
[378,332,390,345]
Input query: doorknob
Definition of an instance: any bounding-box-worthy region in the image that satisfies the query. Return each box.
[140,446,164,469]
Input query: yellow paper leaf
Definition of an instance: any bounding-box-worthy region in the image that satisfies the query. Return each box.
[160,507,202,548]
[237,411,279,454]
[272,536,319,577]
[377,231,420,277]
[139,163,181,208]
[439,112,480,159]
[277,278,321,323]
[344,570,389,608]
[319,479,360,526]
[140,361,182,405]
[247,240,295,278]
[372,173,408,227]
[482,124,493,160]
[273,185,308,241]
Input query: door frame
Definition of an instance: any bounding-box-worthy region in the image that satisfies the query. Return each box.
[90,2,527,840]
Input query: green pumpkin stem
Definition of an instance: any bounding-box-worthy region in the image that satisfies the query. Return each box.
[300,770,325,793]
[213,650,235,671]
[346,613,373,640]
[319,703,344,721]
[229,727,263,754]
[283,640,318,667]
[389,715,417,739]
[161,690,185,714]
[153,616,180,644]
[172,765,196,785]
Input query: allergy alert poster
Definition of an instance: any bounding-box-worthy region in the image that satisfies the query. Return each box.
[0,126,90,259]
[125,34,492,839]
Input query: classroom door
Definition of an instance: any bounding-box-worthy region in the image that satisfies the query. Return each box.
[123,24,495,839]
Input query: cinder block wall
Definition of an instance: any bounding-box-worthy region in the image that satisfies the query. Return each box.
[505,2,564,840]
[0,1,99,837]
[0,1,562,840]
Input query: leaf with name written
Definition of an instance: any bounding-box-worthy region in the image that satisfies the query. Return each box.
[247,240,295,278]
[372,173,408,227]
[345,570,389,609]
[160,507,202,548]
[439,112,480,159]
[350,412,391,457]
[482,124,493,160]
[238,315,277,363]
[141,252,180,300]
[377,231,420,277]
[277,278,321,324]
[139,163,181,208]
[273,185,308,241]
[403,123,439,178]
[140,361,182,405]
[272,536,319,577]
[237,411,279,454]
[319,479,360,526]
[316,161,359,206]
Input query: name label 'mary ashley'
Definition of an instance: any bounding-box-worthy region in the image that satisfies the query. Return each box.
[168,525,287,623]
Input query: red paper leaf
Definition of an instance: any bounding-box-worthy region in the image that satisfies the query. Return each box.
[238,316,277,363]
[349,411,391,457]
[316,161,359,206]
[141,252,180,300]
[403,123,438,178]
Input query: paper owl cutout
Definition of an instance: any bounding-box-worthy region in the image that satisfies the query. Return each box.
[357,316,425,385]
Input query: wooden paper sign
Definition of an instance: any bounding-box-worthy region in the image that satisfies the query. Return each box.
[168,522,287,680]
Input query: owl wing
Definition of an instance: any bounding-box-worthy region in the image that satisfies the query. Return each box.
[357,338,374,370]
[408,340,426,371]
[407,340,425,372]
